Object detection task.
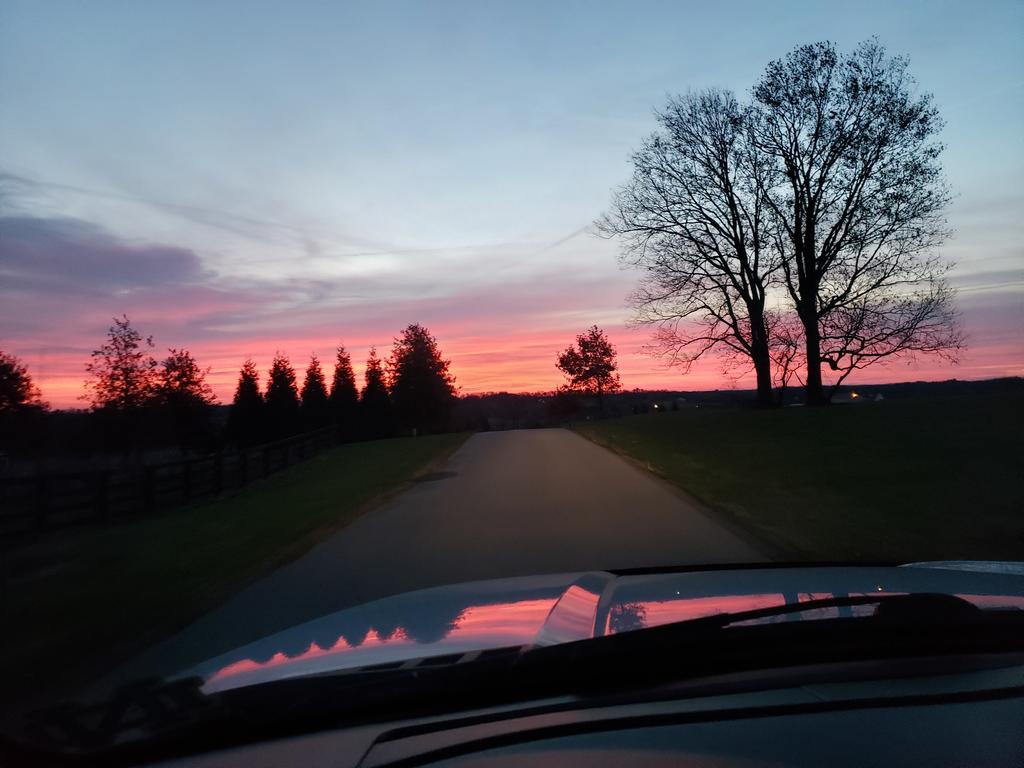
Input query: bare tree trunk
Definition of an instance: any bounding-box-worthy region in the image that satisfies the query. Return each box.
[802,312,826,405]
[749,309,775,408]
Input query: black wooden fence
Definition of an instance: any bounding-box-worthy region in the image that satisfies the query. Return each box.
[0,427,336,538]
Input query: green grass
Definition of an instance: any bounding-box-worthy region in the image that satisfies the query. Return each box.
[576,394,1023,562]
[1,432,468,706]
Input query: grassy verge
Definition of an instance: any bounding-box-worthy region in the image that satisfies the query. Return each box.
[575,394,1023,562]
[1,432,469,706]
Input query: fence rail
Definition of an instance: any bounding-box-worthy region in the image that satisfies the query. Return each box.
[0,427,336,539]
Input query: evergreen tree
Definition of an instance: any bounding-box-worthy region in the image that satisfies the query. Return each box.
[328,344,359,440]
[300,354,330,429]
[226,359,264,446]
[388,323,457,434]
[359,347,392,439]
[265,352,300,440]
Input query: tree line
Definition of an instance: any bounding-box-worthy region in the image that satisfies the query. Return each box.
[224,322,457,446]
[599,39,963,406]
[0,319,457,458]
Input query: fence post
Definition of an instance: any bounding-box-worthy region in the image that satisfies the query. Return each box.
[95,471,109,524]
[34,476,49,533]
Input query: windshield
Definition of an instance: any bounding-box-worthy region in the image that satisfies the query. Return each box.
[1,1,1022,762]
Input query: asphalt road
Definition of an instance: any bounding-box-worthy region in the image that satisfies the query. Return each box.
[120,428,766,677]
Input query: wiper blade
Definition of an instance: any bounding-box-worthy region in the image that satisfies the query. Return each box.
[651,592,983,632]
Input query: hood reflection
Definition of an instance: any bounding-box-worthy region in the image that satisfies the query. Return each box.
[202,596,558,693]
[192,567,1024,695]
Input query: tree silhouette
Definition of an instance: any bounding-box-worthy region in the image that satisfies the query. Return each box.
[264,352,300,440]
[359,347,392,439]
[149,348,217,448]
[152,348,216,409]
[388,323,457,434]
[226,359,264,446]
[300,354,330,429]
[556,326,622,411]
[752,39,961,403]
[83,315,157,410]
[329,344,359,440]
[0,350,48,457]
[0,350,46,413]
[598,90,781,407]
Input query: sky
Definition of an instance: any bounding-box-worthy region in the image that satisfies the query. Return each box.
[1,0,1022,408]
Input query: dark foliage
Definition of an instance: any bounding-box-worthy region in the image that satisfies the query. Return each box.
[264,352,300,440]
[388,323,457,434]
[0,351,48,457]
[300,354,330,430]
[83,315,157,411]
[359,347,392,439]
[556,325,622,409]
[226,359,264,447]
[329,344,359,440]
[149,348,217,448]
[0,350,46,413]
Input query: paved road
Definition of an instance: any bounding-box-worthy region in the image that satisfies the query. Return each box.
[120,428,766,678]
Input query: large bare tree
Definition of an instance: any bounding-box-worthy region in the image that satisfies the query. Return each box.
[752,39,962,403]
[599,90,782,407]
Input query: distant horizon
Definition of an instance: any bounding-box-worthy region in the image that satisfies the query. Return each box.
[34,363,1022,413]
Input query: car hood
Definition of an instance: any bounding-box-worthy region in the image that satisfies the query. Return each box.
[186,562,1024,694]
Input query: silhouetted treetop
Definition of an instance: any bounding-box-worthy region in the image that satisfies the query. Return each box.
[0,350,46,413]
[226,359,264,445]
[360,347,392,439]
[83,315,157,410]
[301,354,328,405]
[329,344,359,438]
[264,352,300,439]
[300,353,330,428]
[388,323,457,433]
[556,325,621,402]
[265,352,299,408]
[153,348,216,408]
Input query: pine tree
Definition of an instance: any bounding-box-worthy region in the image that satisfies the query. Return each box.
[388,323,457,434]
[300,354,330,429]
[226,359,264,446]
[359,347,392,439]
[265,352,300,440]
[329,344,359,440]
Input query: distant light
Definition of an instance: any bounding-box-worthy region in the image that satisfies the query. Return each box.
[653,404,659,409]
[851,392,859,399]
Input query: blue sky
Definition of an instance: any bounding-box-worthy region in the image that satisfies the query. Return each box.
[1,0,1022,403]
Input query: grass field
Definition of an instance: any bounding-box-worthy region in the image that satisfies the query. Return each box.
[576,393,1023,562]
[0,432,468,708]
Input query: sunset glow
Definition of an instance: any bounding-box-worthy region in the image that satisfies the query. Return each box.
[1,4,1021,409]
